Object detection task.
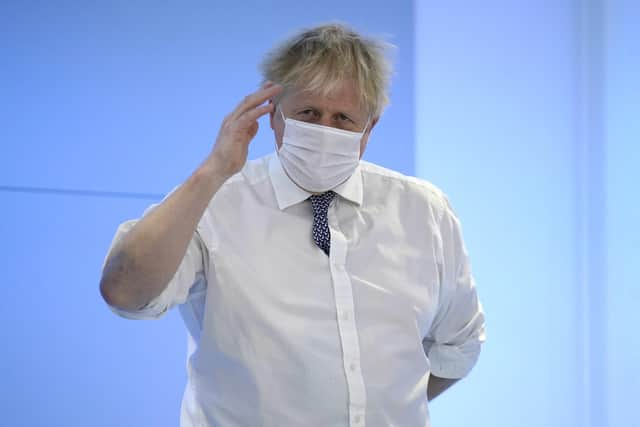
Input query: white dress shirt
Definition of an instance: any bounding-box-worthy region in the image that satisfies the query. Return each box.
[104,151,486,427]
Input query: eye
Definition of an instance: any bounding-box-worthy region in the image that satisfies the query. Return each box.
[338,113,353,123]
[297,109,317,118]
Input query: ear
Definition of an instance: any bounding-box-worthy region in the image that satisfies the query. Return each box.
[365,116,379,136]
[269,98,275,130]
[371,116,379,129]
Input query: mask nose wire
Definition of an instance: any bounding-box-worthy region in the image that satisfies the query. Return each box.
[280,103,369,135]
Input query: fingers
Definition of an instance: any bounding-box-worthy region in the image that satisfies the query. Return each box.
[231,83,283,120]
[242,103,275,123]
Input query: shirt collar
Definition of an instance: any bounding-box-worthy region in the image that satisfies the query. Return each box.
[268,151,363,210]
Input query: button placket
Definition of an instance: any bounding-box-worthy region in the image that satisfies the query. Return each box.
[327,207,367,426]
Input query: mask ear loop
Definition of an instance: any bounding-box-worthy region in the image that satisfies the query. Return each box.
[360,115,372,135]
[276,104,287,154]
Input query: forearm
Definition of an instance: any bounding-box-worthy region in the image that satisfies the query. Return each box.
[99,155,229,311]
[427,375,459,401]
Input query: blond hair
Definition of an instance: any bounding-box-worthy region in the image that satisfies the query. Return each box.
[260,22,393,117]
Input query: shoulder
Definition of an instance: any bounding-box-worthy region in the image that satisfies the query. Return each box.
[196,153,274,249]
[204,152,277,215]
[221,153,272,188]
[359,160,450,219]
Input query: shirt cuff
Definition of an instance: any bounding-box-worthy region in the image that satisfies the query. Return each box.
[423,322,486,379]
[106,291,170,320]
[426,343,479,379]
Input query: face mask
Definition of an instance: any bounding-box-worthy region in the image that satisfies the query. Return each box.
[277,108,370,193]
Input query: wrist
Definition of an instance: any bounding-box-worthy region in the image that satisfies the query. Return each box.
[199,153,235,181]
[193,155,234,190]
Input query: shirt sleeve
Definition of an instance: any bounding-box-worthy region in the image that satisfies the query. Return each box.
[422,194,486,379]
[102,199,209,321]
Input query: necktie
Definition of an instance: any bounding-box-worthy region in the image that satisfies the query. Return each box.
[309,191,336,256]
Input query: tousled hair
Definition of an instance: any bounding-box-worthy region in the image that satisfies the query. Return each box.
[260,22,394,117]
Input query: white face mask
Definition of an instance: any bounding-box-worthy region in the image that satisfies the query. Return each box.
[277,108,370,193]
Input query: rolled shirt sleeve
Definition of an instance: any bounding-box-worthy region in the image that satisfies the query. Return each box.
[102,199,209,321]
[423,194,487,379]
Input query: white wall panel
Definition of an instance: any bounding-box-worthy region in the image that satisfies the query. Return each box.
[416,2,583,426]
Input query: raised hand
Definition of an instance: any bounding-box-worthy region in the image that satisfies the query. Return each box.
[207,82,283,178]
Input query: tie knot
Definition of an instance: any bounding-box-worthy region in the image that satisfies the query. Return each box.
[309,191,336,212]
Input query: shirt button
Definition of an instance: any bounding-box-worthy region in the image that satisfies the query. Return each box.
[342,311,350,320]
[350,362,357,372]
[354,414,362,423]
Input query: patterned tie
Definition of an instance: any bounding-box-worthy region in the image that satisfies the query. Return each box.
[309,191,336,256]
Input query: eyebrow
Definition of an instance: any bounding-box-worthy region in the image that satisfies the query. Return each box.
[292,104,361,120]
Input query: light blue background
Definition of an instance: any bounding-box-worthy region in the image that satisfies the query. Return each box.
[1,1,636,426]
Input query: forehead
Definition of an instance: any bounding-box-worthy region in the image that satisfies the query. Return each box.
[284,80,365,115]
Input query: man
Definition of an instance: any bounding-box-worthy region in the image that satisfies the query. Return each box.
[100,23,486,427]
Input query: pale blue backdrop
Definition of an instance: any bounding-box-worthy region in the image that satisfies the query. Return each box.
[1,1,637,426]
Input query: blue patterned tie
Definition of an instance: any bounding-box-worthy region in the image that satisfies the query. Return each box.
[309,191,336,256]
